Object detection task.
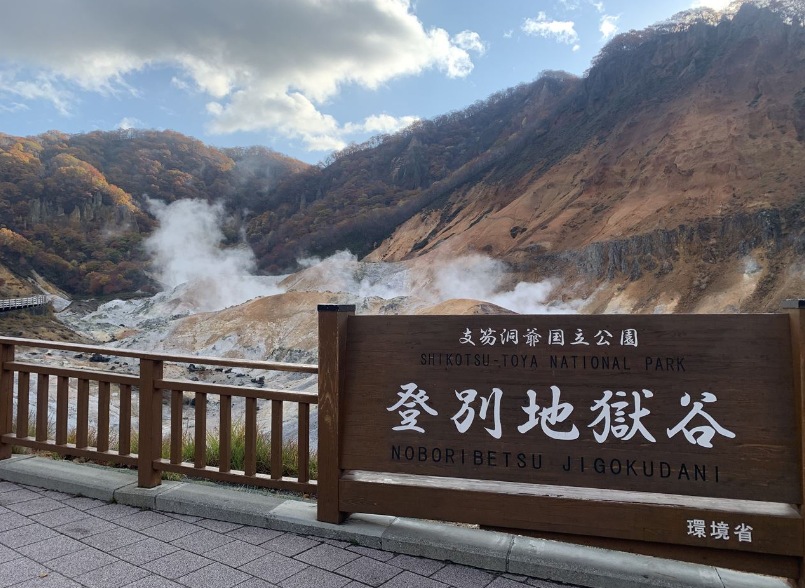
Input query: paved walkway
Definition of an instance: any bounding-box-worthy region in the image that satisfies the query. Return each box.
[0,456,788,588]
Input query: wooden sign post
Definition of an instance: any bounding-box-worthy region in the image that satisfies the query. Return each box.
[318,303,805,580]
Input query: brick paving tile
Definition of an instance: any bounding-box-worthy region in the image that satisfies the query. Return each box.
[9,571,82,587]
[115,510,173,531]
[54,516,114,539]
[74,560,151,588]
[0,543,17,561]
[165,512,203,523]
[170,528,235,554]
[80,526,147,552]
[0,511,31,532]
[141,519,201,542]
[0,556,46,587]
[39,490,73,500]
[385,554,445,576]
[85,502,141,520]
[430,563,494,588]
[335,556,400,587]
[0,481,20,493]
[6,497,64,516]
[17,535,85,563]
[30,506,89,528]
[232,579,280,588]
[294,542,361,571]
[502,573,528,582]
[377,570,449,588]
[143,549,214,579]
[122,575,185,588]
[110,537,179,566]
[526,579,568,588]
[178,561,251,588]
[343,583,372,588]
[225,526,281,545]
[46,546,117,578]
[0,488,40,506]
[0,522,57,548]
[239,552,307,584]
[345,545,395,562]
[319,537,352,549]
[279,566,350,588]
[195,518,242,533]
[262,533,320,557]
[487,577,530,588]
[204,539,267,567]
[60,496,106,511]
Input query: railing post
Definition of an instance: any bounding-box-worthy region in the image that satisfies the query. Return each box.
[784,299,805,588]
[317,304,354,524]
[138,358,163,487]
[0,343,15,459]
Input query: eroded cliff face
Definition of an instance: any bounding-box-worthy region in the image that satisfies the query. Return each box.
[367,3,805,313]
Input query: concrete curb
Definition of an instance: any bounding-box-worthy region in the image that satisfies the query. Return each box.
[0,456,789,588]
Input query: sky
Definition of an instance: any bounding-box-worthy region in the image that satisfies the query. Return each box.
[0,0,733,164]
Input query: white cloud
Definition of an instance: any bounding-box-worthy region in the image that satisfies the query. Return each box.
[344,113,420,135]
[0,0,481,152]
[452,30,486,55]
[590,1,606,13]
[522,12,579,45]
[600,14,620,40]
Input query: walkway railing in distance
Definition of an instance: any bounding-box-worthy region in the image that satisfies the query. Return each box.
[0,337,318,494]
[0,295,48,312]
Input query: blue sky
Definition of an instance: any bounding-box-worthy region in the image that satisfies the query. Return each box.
[0,0,732,164]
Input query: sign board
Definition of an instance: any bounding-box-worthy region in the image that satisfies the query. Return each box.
[342,314,798,503]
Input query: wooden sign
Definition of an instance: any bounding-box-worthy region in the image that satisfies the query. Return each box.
[341,314,798,503]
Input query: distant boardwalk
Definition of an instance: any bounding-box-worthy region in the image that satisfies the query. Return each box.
[0,295,47,312]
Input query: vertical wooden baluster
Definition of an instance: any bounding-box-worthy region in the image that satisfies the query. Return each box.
[194,392,206,469]
[16,372,30,439]
[297,403,310,484]
[219,394,231,473]
[55,376,68,446]
[119,384,131,455]
[271,400,283,480]
[97,381,110,452]
[36,374,48,442]
[245,397,257,476]
[0,343,14,458]
[171,390,182,464]
[76,379,89,449]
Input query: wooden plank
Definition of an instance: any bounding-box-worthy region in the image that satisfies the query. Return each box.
[341,314,799,503]
[76,379,89,449]
[271,400,283,480]
[339,471,803,557]
[0,343,14,458]
[137,359,163,487]
[36,374,48,442]
[118,384,131,456]
[245,397,257,476]
[55,376,68,446]
[195,392,207,469]
[3,434,138,467]
[219,395,231,473]
[153,459,317,494]
[155,379,317,404]
[97,381,110,453]
[6,362,137,386]
[171,390,183,464]
[317,304,354,524]
[298,403,310,484]
[784,299,805,585]
[16,372,30,439]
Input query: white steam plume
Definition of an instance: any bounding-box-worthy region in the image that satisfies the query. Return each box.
[144,199,283,311]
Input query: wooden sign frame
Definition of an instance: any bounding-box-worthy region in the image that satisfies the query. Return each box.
[317,303,805,582]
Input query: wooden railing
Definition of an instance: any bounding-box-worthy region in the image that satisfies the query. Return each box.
[0,337,318,494]
[0,295,48,312]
